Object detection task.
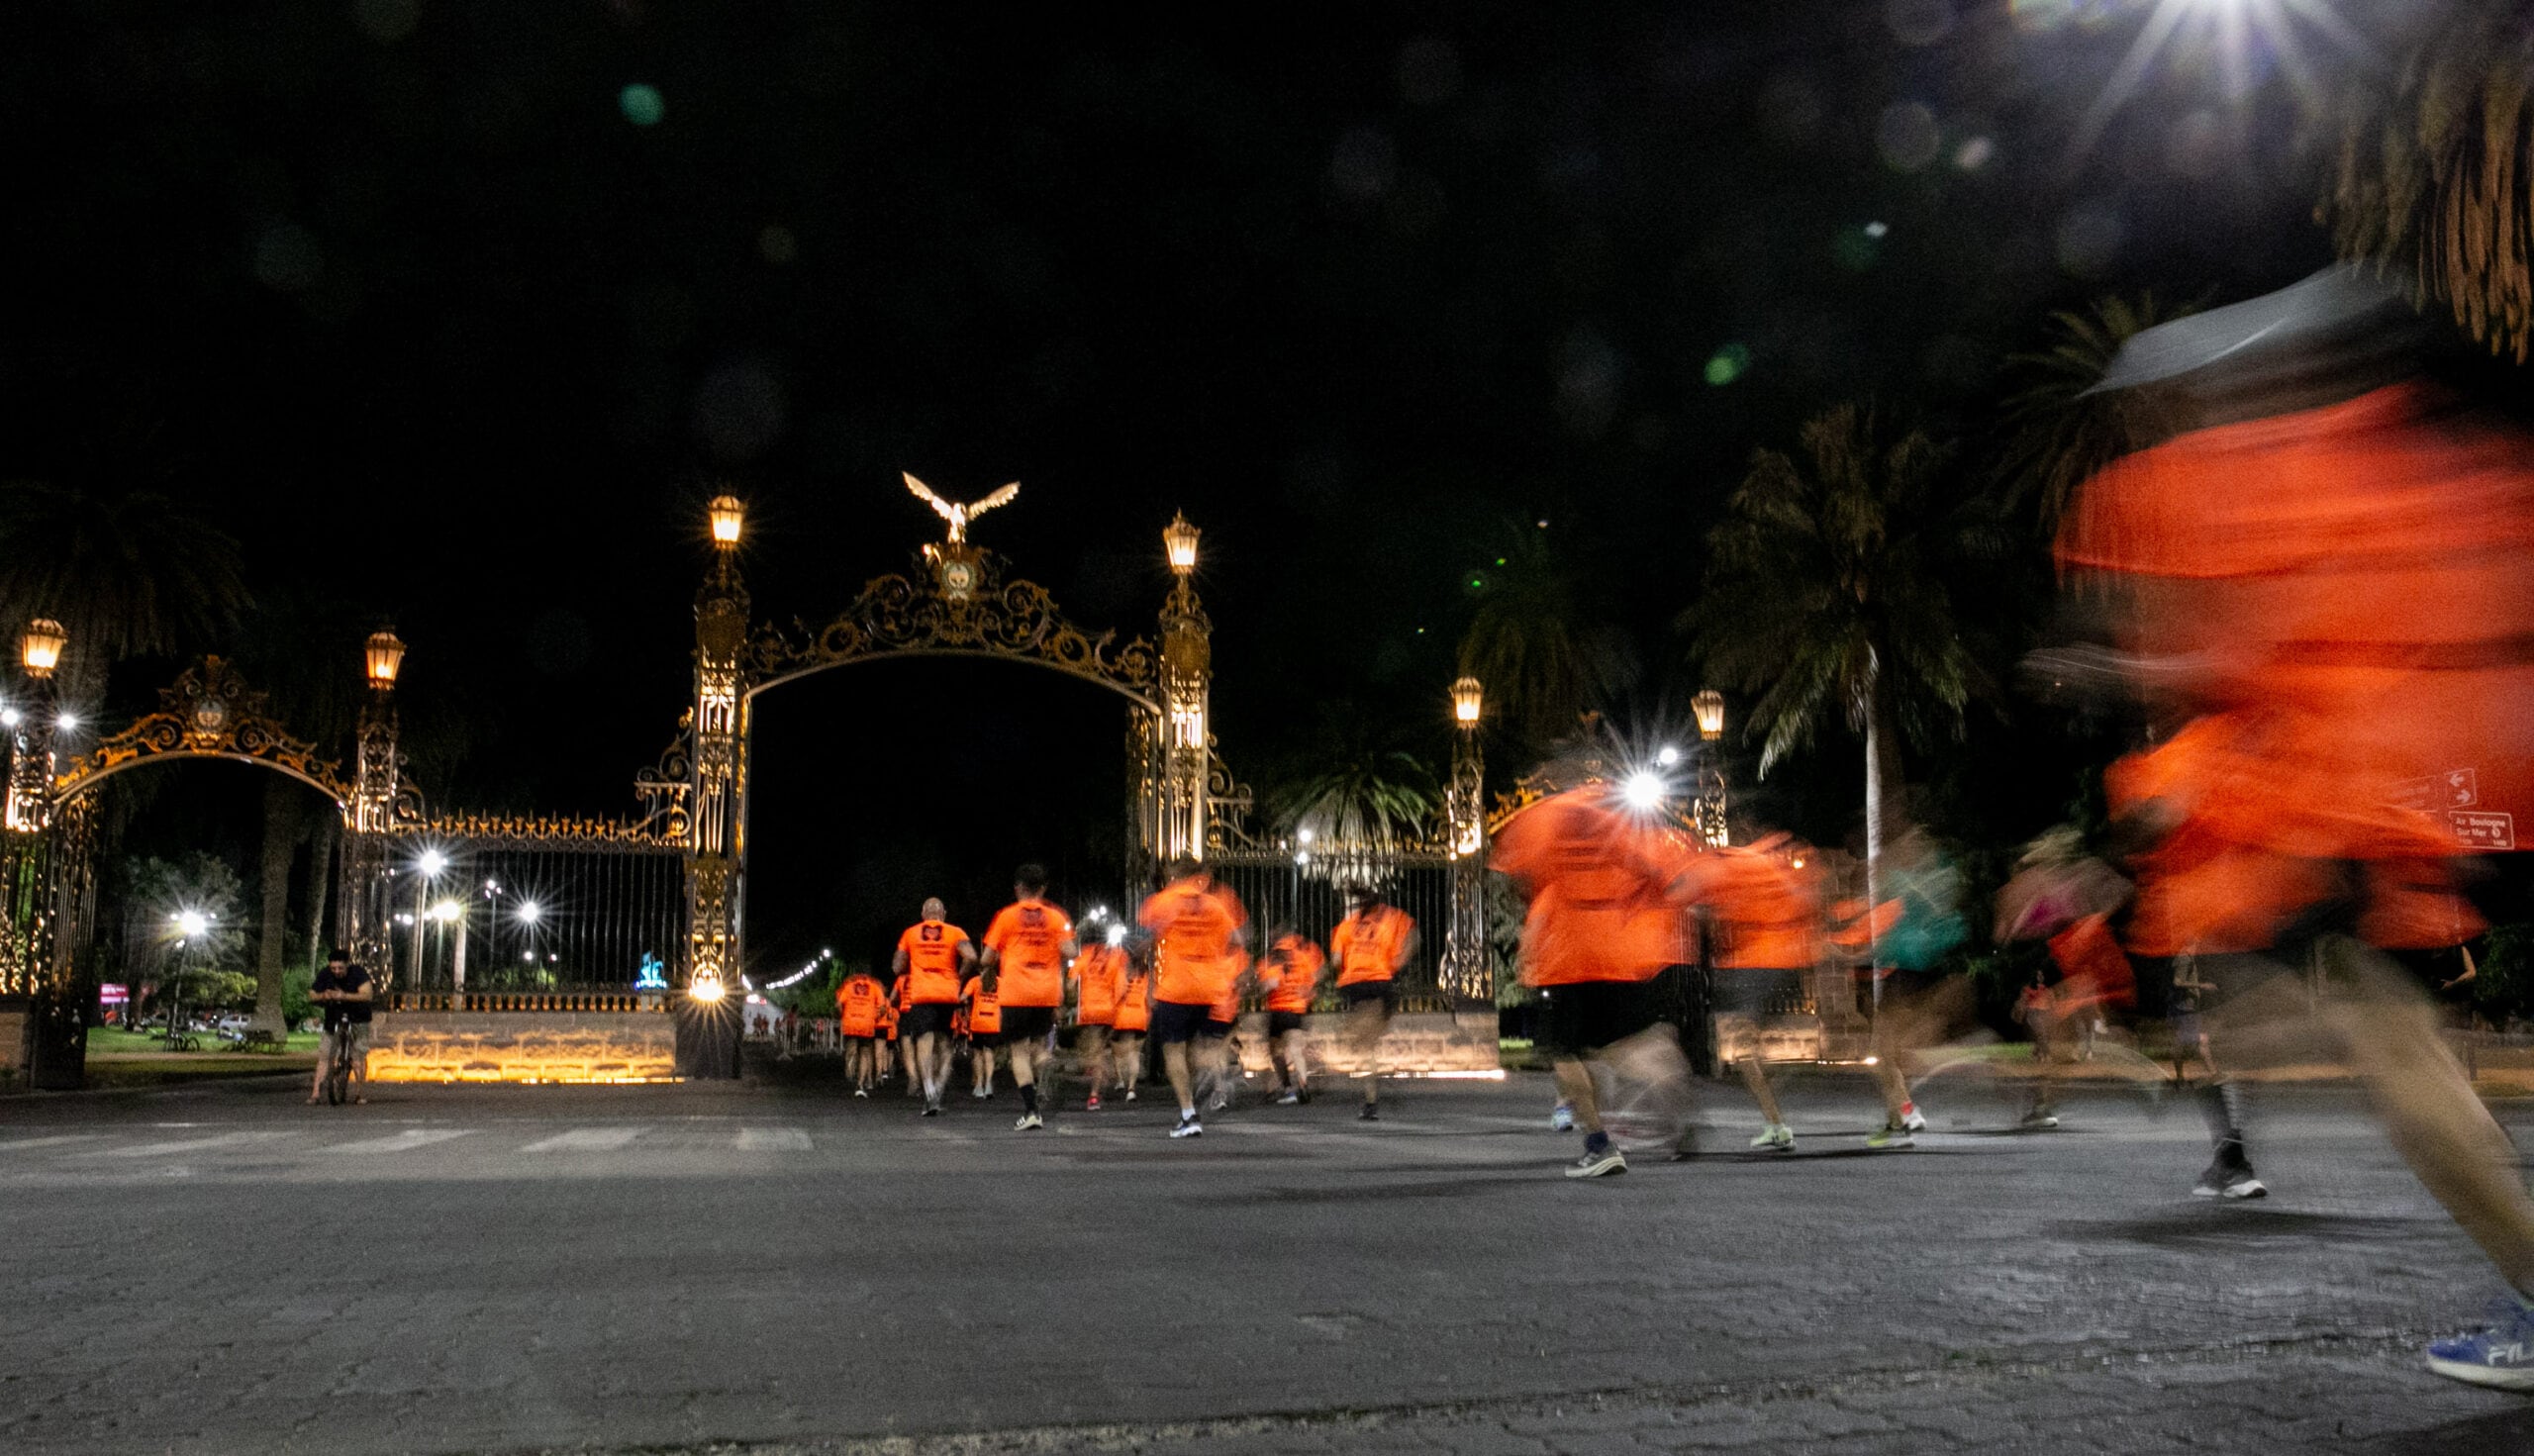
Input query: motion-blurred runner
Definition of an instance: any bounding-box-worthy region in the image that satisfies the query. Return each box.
[982,865,1077,1131]
[1071,923,1129,1111]
[1136,858,1250,1138]
[1331,888,1417,1121]
[1260,928,1326,1103]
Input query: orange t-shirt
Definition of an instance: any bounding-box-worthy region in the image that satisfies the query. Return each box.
[983,899,1076,1008]
[896,920,970,1004]
[960,974,1002,1036]
[1112,968,1151,1031]
[1137,876,1248,1006]
[1072,944,1126,1025]
[1263,934,1325,1014]
[1677,842,1822,970]
[835,975,886,1037]
[879,998,900,1040]
[1331,906,1413,986]
[1209,948,1250,1022]
[1491,788,1693,986]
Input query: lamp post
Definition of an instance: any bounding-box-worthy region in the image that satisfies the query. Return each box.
[1444,676,1490,1004]
[1693,687,1727,849]
[341,629,405,995]
[681,494,750,1078]
[6,619,65,834]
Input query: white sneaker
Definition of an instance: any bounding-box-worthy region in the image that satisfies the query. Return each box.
[1169,1114,1203,1139]
[1748,1122,1795,1152]
[1014,1112,1044,1131]
[1900,1105,1928,1132]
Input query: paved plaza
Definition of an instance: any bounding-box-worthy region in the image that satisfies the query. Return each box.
[1,1072,2529,1455]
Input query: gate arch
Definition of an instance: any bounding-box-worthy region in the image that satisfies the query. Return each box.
[669,493,1236,1009]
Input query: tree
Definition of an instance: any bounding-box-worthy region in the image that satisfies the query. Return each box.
[2324,1,2534,360]
[122,852,248,1027]
[1263,704,1442,853]
[1682,403,2001,959]
[1990,294,2197,532]
[0,480,250,711]
[1456,529,1635,762]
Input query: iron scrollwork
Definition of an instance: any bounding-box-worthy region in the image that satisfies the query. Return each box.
[54,657,354,805]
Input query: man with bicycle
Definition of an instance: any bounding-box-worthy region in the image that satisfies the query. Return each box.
[309,946,375,1106]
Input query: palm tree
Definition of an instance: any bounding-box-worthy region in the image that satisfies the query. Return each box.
[2324,2,2534,359]
[0,480,250,710]
[1264,705,1442,854]
[1990,294,2197,531]
[1682,403,1999,957]
[1456,529,1635,761]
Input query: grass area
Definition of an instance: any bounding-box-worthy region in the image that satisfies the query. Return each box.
[86,1026,321,1055]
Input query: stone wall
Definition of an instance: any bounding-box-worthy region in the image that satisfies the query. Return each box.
[366,1011,678,1084]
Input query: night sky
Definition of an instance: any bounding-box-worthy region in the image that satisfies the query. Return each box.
[5,3,2385,972]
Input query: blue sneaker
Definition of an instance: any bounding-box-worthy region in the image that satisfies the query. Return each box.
[1549,1103,1575,1132]
[2426,1296,2534,1393]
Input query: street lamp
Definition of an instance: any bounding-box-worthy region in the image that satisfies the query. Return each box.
[364,630,406,689]
[1694,688,1726,741]
[20,619,66,678]
[1451,675,1483,726]
[709,494,746,547]
[1163,513,1200,574]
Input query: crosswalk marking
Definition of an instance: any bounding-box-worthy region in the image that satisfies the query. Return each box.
[0,1134,100,1152]
[735,1125,811,1152]
[329,1128,476,1155]
[520,1126,643,1153]
[98,1130,292,1158]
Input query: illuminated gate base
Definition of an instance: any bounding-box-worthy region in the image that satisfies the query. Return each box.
[365,1009,678,1085]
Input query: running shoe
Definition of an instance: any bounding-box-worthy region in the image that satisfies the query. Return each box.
[1207,1091,1230,1113]
[1014,1112,1044,1131]
[922,1102,941,1118]
[1565,1146,1627,1178]
[1086,1093,1103,1112]
[2192,1160,2267,1199]
[1358,1104,1379,1122]
[1900,1103,1928,1132]
[1549,1103,1576,1132]
[1865,1123,1914,1150]
[1169,1114,1203,1138]
[1276,1090,1301,1105]
[2426,1297,2534,1392]
[2019,1109,2059,1130]
[1748,1122,1795,1152]
[1124,1088,1138,1102]
[972,1087,991,1100]
[852,1089,868,1099]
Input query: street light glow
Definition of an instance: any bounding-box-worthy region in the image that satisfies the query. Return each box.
[55,712,78,730]
[1622,770,1665,811]
[432,899,461,922]
[517,902,541,923]
[419,849,446,876]
[172,909,210,937]
[1656,744,1681,767]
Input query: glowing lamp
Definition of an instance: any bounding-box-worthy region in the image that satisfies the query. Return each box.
[517,902,541,923]
[418,849,447,877]
[1622,770,1665,811]
[1163,513,1200,574]
[1656,744,1681,767]
[361,629,406,689]
[21,619,65,677]
[1451,675,1483,726]
[431,899,461,923]
[1693,688,1725,741]
[689,972,727,1005]
[173,909,210,938]
[708,494,745,546]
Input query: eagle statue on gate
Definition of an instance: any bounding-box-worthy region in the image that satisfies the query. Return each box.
[903,472,1019,544]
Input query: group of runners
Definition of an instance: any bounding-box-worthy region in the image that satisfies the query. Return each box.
[830,861,1419,1137]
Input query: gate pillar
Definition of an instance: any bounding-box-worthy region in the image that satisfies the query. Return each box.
[5,621,80,1087]
[1156,514,1210,865]
[339,630,406,979]
[1442,676,1491,1005]
[680,497,750,1076]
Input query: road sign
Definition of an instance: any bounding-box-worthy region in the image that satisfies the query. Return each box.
[2394,768,2480,812]
[2452,811,2515,851]
[2443,768,2479,809]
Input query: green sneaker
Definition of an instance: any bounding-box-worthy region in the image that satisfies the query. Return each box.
[1866,1122,1915,1150]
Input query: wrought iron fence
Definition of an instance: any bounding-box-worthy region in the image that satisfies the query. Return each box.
[1204,847,1458,1013]
[385,843,684,997]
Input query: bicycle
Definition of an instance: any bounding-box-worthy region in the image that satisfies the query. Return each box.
[319,1024,360,1106]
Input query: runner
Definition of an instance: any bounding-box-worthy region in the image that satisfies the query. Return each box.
[1112,940,1152,1104]
[1135,857,1249,1138]
[1330,887,1416,1121]
[2056,268,2534,1389]
[1071,922,1129,1110]
[835,965,887,1098]
[1675,833,1822,1153]
[960,968,1002,1099]
[1491,774,1695,1178]
[1196,944,1251,1113]
[891,897,975,1116]
[981,864,1077,1131]
[882,977,909,1095]
[1259,928,1326,1104]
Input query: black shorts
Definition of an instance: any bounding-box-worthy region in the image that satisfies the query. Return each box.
[1535,979,1659,1057]
[1340,981,1398,1013]
[902,1003,954,1039]
[1714,967,1805,1018]
[999,1006,1055,1043]
[1201,1016,1234,1041]
[966,1025,1004,1048]
[1268,1010,1308,1037]
[1150,1000,1215,1045]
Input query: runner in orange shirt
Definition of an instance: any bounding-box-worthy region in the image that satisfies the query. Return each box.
[981,864,1078,1131]
[835,967,888,1098]
[1070,922,1129,1111]
[1197,945,1253,1113]
[1675,834,1825,1152]
[891,897,975,1116]
[1259,929,1326,1104]
[1136,858,1250,1138]
[1330,888,1418,1121]
[1111,943,1152,1104]
[888,973,914,1097]
[960,970,1003,1101]
[1492,776,1696,1178]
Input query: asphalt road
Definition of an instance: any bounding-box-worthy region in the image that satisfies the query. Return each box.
[1,1068,2529,1456]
